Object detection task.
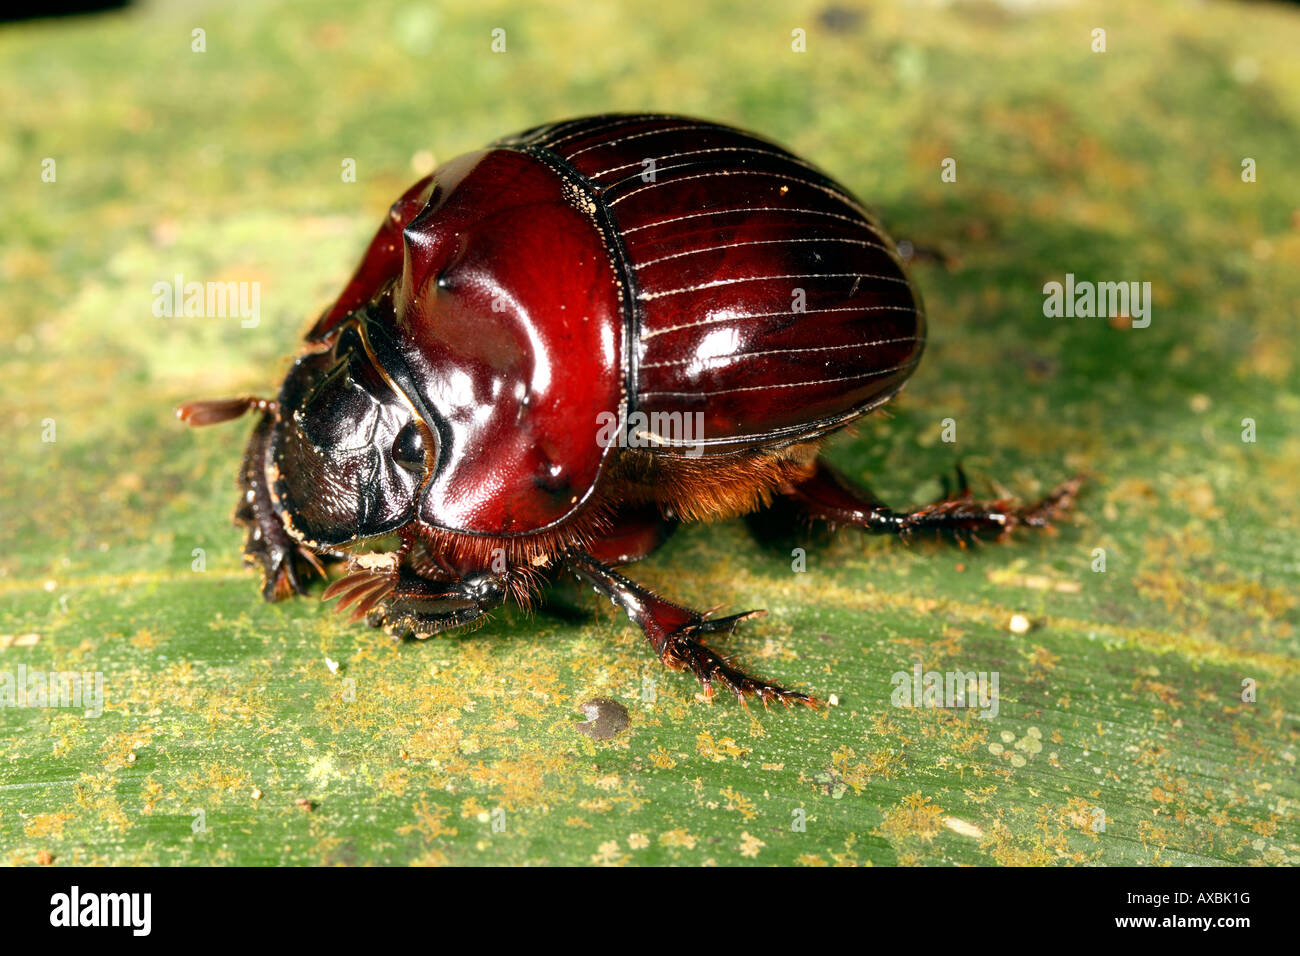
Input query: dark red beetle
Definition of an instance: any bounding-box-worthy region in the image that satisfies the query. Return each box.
[179,114,1078,707]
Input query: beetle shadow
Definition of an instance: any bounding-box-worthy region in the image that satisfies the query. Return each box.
[743,497,837,556]
[520,587,593,627]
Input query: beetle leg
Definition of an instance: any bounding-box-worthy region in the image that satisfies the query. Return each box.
[564,550,817,709]
[780,463,1076,546]
[584,504,675,567]
[781,459,1081,543]
[234,410,325,601]
[325,566,508,638]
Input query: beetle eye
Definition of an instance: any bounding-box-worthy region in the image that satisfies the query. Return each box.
[391,421,426,472]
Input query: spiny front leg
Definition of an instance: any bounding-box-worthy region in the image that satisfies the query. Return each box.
[565,550,817,709]
[782,459,1083,545]
[323,557,507,638]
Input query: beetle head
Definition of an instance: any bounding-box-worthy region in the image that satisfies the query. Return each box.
[267,317,439,549]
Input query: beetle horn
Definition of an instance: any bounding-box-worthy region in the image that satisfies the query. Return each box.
[176,396,276,427]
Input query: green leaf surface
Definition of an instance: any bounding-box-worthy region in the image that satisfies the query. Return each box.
[1,0,1297,866]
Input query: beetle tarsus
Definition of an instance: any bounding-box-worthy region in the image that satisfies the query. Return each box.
[662,631,816,709]
[1012,474,1086,530]
[565,550,817,708]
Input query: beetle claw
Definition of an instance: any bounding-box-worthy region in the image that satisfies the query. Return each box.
[297,546,328,579]
[690,608,766,634]
[267,561,304,602]
[938,462,973,501]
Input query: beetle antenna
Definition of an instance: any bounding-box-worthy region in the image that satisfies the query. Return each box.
[176,396,275,427]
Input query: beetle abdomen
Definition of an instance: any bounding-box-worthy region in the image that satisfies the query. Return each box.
[500,114,925,453]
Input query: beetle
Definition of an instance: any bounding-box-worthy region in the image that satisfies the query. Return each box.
[178,113,1079,707]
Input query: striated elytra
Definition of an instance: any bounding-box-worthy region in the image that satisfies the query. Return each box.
[179,114,1079,707]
